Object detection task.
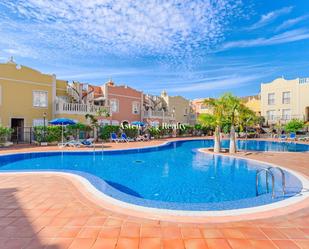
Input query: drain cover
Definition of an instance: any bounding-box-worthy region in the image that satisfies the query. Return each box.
[134,160,144,163]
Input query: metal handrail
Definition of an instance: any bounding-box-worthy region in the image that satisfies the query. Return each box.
[256,169,275,198]
[268,167,286,195]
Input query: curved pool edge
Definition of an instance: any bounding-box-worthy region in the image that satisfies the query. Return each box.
[0,138,309,223]
[0,163,308,223]
[0,137,309,157]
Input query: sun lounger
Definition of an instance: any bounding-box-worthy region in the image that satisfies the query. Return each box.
[289,133,296,141]
[299,136,309,141]
[81,138,95,147]
[120,133,134,142]
[136,134,150,141]
[279,134,287,141]
[58,139,78,147]
[110,133,120,143]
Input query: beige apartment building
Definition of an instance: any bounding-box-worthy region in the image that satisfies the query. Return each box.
[161,90,196,125]
[241,95,261,116]
[191,96,261,119]
[0,58,194,144]
[261,77,309,124]
[191,98,213,116]
[0,58,110,142]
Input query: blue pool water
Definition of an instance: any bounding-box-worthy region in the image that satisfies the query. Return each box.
[0,140,306,211]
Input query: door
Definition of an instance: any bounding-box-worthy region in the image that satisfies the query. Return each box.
[11,118,24,143]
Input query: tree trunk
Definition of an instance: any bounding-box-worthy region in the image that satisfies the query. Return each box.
[214,125,221,153]
[229,124,237,154]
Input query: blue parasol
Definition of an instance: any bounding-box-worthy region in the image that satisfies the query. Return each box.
[131,121,145,126]
[49,118,76,145]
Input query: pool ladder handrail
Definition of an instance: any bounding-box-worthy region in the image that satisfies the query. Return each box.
[256,169,275,198]
[267,166,286,195]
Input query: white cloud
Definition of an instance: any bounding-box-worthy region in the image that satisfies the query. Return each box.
[58,68,151,80]
[161,74,263,93]
[220,29,309,50]
[247,6,293,30]
[275,15,309,32]
[0,0,242,59]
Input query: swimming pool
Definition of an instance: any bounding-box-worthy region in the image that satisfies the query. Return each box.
[0,139,308,211]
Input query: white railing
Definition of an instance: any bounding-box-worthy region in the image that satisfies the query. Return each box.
[266,114,305,124]
[55,101,110,115]
[143,110,175,120]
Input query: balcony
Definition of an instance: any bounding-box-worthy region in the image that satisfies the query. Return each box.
[55,101,110,115]
[143,110,175,120]
[266,114,305,124]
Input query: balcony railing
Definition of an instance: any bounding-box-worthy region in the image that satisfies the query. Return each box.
[143,110,175,120]
[266,114,305,124]
[55,101,110,115]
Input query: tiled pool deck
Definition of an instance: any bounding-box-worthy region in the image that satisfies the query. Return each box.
[0,137,309,249]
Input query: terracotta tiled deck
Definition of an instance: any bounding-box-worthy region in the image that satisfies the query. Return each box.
[0,138,309,249]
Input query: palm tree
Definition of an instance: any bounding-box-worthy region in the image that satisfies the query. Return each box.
[85,108,110,140]
[199,98,225,153]
[223,93,257,153]
[222,93,241,154]
[199,93,258,154]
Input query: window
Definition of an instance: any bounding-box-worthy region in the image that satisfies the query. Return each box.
[111,120,119,125]
[132,101,140,114]
[32,119,47,127]
[268,93,275,105]
[282,91,290,104]
[282,109,291,120]
[110,99,119,113]
[267,110,275,120]
[200,104,208,110]
[33,91,48,107]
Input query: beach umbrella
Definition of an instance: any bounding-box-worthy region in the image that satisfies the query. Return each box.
[131,121,145,135]
[131,121,145,126]
[49,118,76,145]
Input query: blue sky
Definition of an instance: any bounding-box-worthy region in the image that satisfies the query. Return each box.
[1,0,309,99]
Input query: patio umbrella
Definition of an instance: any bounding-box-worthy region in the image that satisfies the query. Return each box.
[131,121,145,126]
[49,118,76,145]
[131,121,145,135]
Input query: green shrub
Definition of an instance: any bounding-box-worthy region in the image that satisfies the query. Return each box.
[284,119,305,133]
[33,126,44,143]
[100,125,120,140]
[158,126,173,137]
[34,126,62,143]
[67,123,91,139]
[178,125,193,135]
[122,126,138,138]
[194,124,210,135]
[0,126,12,143]
[148,127,160,138]
[46,126,62,142]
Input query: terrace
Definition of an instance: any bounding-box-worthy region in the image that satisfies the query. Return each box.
[142,110,175,120]
[54,101,110,115]
[0,138,308,249]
